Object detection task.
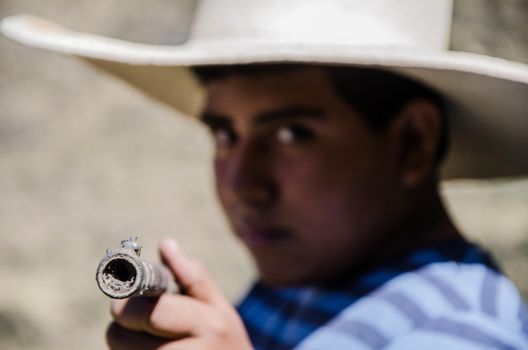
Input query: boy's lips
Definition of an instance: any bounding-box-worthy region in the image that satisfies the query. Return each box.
[238,226,292,248]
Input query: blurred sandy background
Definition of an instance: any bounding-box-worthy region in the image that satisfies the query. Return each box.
[0,1,527,349]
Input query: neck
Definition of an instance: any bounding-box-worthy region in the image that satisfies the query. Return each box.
[360,178,463,272]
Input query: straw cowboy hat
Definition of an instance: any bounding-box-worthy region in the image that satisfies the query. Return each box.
[1,0,527,179]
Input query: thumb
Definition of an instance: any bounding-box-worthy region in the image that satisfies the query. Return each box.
[159,238,227,307]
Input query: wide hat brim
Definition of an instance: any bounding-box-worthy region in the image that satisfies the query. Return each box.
[2,15,528,180]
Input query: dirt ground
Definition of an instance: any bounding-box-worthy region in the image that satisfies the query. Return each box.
[0,1,527,349]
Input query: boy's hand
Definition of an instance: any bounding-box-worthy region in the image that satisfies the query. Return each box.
[106,239,253,350]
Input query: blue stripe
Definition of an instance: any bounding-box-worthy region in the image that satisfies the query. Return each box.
[518,302,528,336]
[462,245,500,270]
[378,290,430,326]
[420,317,517,350]
[334,320,389,349]
[358,268,405,287]
[407,249,447,265]
[480,269,498,317]
[240,287,331,349]
[238,285,291,348]
[278,288,360,315]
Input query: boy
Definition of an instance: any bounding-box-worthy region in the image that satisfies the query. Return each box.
[105,64,527,349]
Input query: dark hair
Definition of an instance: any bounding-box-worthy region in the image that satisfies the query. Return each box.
[192,64,448,162]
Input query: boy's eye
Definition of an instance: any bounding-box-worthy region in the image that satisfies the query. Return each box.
[212,127,237,148]
[276,124,314,145]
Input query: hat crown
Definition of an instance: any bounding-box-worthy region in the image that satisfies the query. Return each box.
[190,0,453,51]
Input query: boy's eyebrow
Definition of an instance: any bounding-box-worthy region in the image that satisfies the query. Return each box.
[254,106,325,124]
[200,105,325,127]
[201,112,232,127]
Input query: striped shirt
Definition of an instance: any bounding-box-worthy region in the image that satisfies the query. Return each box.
[237,238,528,349]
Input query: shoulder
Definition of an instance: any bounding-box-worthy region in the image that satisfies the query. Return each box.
[296,262,528,349]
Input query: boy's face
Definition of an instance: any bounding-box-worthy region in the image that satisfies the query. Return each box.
[201,67,404,285]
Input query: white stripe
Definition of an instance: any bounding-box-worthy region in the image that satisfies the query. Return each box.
[297,325,374,350]
[495,273,528,332]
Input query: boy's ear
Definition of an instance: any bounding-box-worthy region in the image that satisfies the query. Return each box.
[389,98,443,188]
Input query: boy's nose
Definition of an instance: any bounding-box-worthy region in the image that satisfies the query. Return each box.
[225,142,278,209]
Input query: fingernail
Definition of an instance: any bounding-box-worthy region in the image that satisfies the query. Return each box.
[160,238,196,277]
[161,237,180,252]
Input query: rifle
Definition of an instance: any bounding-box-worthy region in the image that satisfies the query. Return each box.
[96,237,179,299]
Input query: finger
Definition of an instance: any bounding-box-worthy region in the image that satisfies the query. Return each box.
[107,323,210,350]
[106,322,166,350]
[110,298,168,337]
[157,338,210,350]
[159,238,227,306]
[111,293,217,338]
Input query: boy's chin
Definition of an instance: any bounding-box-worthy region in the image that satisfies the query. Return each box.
[256,265,319,287]
[256,259,355,287]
